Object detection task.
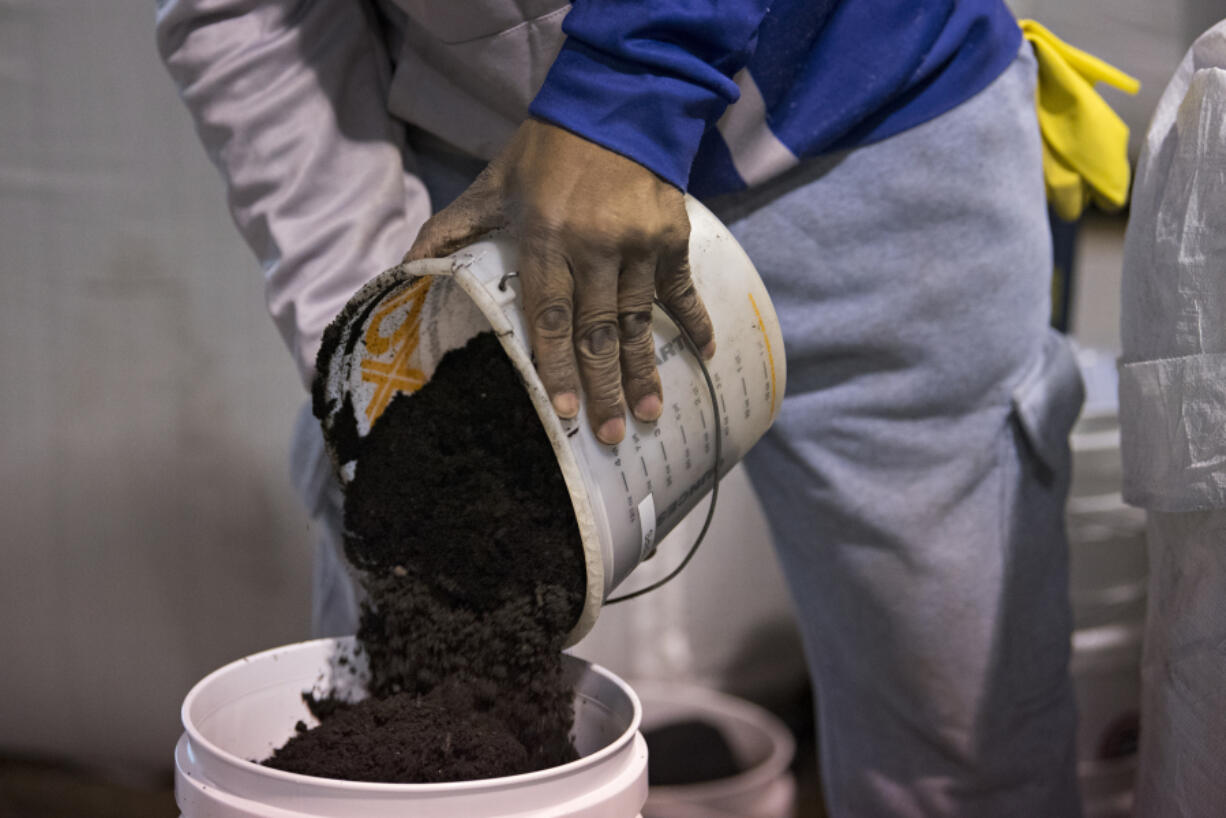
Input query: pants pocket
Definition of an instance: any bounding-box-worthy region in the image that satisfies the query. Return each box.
[1011,329,1085,477]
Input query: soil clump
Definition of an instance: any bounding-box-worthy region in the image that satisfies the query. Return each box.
[265,331,586,783]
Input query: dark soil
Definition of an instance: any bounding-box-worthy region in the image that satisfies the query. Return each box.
[266,331,586,783]
[644,719,745,786]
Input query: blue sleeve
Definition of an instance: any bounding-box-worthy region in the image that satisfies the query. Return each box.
[528,0,773,190]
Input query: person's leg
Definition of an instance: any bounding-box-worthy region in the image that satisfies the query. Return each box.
[310,481,362,637]
[720,45,1084,816]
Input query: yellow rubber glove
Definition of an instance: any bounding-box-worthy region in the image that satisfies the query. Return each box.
[1021,19,1140,221]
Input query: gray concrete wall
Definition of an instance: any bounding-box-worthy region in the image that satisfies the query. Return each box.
[0,0,313,774]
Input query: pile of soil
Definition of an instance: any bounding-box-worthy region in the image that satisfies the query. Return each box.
[265,331,586,783]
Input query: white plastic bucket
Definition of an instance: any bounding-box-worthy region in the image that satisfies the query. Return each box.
[1067,411,1148,630]
[175,637,648,817]
[1066,496,1147,630]
[633,682,796,818]
[1066,410,1144,815]
[1071,619,1143,765]
[1070,621,1143,818]
[315,196,786,643]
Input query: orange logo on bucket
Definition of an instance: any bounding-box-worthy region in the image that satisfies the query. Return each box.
[360,278,433,423]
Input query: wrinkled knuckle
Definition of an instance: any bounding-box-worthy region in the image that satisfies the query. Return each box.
[662,278,698,306]
[533,299,572,337]
[618,309,654,341]
[578,320,619,361]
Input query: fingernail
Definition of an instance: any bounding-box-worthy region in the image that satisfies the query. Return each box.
[701,340,717,360]
[634,394,662,422]
[597,418,625,445]
[553,392,579,419]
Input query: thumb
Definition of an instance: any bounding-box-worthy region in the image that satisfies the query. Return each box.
[403,164,508,262]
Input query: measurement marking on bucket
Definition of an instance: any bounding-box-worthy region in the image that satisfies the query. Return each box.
[760,356,771,407]
[713,376,731,439]
[748,291,780,417]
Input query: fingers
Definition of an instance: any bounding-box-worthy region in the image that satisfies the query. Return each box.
[656,230,716,361]
[403,164,507,263]
[572,247,626,444]
[519,226,580,422]
[618,252,662,423]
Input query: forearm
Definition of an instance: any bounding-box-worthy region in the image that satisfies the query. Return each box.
[157,0,430,385]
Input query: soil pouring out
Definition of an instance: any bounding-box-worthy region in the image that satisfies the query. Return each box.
[264,332,587,783]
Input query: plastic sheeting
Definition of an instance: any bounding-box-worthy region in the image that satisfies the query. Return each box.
[1119,19,1226,816]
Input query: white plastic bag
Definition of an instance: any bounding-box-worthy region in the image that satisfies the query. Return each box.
[1119,20,1226,817]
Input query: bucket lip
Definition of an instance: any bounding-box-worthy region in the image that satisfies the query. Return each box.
[631,680,796,802]
[181,637,643,793]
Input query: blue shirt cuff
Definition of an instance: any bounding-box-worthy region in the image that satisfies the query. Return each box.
[529,40,736,191]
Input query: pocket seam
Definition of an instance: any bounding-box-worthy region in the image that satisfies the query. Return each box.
[1010,333,1084,474]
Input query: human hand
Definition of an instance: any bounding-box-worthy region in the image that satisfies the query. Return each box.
[403,119,715,445]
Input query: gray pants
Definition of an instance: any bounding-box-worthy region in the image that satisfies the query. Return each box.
[304,43,1085,818]
[714,45,1084,816]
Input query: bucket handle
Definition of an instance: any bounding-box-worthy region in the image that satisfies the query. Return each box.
[604,298,723,605]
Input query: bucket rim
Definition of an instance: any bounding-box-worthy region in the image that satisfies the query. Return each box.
[181,637,643,793]
[633,680,796,802]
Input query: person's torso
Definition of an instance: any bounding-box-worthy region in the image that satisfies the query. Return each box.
[373,0,1021,196]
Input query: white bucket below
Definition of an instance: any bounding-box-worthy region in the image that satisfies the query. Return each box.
[175,638,647,818]
[633,681,796,818]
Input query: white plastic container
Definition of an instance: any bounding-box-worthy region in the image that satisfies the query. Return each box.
[633,682,796,818]
[175,638,648,818]
[1066,407,1145,817]
[1070,620,1143,818]
[315,196,786,643]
